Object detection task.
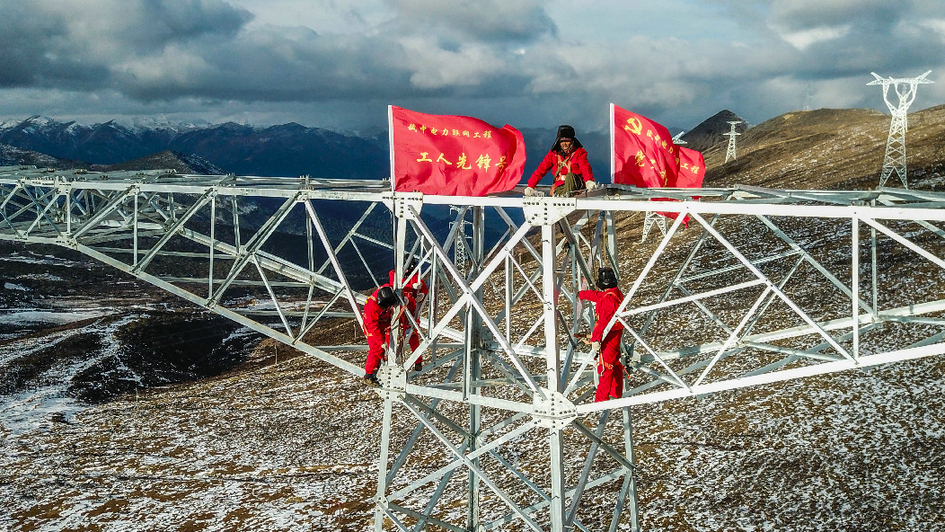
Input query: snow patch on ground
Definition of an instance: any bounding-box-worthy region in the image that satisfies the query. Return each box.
[0,309,109,327]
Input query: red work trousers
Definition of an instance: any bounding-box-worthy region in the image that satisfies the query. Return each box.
[401,304,422,364]
[364,330,391,375]
[595,332,624,402]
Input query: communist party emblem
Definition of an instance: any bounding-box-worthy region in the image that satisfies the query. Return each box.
[624,117,643,135]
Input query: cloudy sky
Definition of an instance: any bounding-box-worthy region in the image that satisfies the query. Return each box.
[1,0,943,133]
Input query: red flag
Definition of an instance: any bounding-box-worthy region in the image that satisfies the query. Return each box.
[612,104,705,188]
[612,104,704,225]
[676,145,705,189]
[390,106,526,196]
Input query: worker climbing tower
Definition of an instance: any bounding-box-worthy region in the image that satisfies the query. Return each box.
[867,70,934,188]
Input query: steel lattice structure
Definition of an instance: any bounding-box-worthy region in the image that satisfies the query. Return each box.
[3,165,945,531]
[868,70,934,188]
[723,121,742,163]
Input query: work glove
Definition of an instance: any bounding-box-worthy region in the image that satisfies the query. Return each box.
[412,281,423,291]
[591,341,600,352]
[524,187,544,197]
[585,180,599,191]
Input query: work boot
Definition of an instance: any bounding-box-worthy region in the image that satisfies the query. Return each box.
[363,373,380,387]
[414,361,422,372]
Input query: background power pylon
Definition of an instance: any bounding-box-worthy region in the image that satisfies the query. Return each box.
[723,121,742,163]
[449,205,471,275]
[867,70,934,188]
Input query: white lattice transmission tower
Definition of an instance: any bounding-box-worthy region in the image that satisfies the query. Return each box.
[450,206,470,273]
[641,210,667,242]
[723,121,742,163]
[7,166,945,531]
[868,70,934,188]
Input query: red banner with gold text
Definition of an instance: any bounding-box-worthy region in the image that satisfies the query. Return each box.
[390,106,526,196]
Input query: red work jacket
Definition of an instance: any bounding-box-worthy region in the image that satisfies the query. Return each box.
[528,147,593,189]
[363,286,393,349]
[578,287,624,342]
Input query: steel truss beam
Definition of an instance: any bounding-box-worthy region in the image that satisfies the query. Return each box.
[3,166,945,530]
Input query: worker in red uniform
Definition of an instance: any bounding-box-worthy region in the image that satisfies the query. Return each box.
[525,125,598,197]
[389,265,428,372]
[362,285,399,387]
[578,267,625,402]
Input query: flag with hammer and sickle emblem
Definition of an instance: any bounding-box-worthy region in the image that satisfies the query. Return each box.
[611,103,705,224]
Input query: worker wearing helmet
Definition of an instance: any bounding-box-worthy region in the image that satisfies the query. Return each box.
[578,267,625,402]
[362,285,400,387]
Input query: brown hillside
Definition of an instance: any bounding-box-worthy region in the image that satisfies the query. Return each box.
[702,105,945,190]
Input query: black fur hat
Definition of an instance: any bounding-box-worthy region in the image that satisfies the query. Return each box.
[551,124,583,152]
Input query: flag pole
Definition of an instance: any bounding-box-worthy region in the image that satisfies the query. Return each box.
[609,103,615,184]
[388,105,396,192]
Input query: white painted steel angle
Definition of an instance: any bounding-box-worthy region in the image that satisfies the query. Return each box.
[688,211,855,364]
[408,210,545,396]
[386,415,535,503]
[376,365,408,401]
[532,388,578,430]
[862,216,945,270]
[522,196,576,225]
[401,401,546,532]
[382,191,423,219]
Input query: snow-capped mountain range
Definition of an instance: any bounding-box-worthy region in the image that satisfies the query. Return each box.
[0,116,391,179]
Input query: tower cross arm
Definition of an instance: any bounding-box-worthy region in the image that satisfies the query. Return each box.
[868,70,935,86]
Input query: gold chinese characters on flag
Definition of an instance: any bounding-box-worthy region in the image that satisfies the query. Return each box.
[390,106,526,196]
[612,103,704,189]
[611,103,704,224]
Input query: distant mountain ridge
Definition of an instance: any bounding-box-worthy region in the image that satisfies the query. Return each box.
[92,150,226,175]
[0,116,389,179]
[1,143,85,169]
[0,116,611,183]
[680,109,749,153]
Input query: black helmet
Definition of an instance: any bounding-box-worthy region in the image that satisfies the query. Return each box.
[597,267,618,289]
[377,286,399,307]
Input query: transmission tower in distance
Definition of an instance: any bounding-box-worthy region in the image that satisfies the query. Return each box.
[449,206,470,274]
[868,70,934,188]
[723,121,742,163]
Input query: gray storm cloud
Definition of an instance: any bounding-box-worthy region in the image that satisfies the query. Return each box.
[0,0,252,89]
[0,0,942,130]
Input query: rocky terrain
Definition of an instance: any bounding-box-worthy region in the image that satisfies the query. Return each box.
[2,105,945,531]
[702,105,945,190]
